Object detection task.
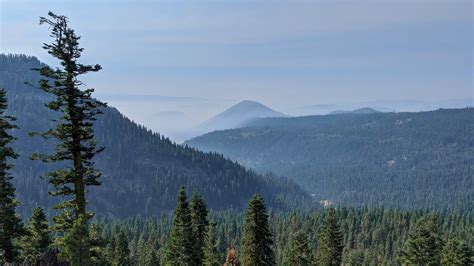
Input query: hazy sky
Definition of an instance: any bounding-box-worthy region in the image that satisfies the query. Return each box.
[1,0,472,137]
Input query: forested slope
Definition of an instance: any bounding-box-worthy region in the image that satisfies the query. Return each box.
[99,208,473,265]
[0,54,309,218]
[187,108,474,213]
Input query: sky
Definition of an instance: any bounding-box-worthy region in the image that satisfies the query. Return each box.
[0,0,472,140]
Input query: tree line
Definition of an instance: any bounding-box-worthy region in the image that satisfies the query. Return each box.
[3,176,473,265]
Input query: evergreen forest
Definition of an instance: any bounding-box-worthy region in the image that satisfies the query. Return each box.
[0,11,472,266]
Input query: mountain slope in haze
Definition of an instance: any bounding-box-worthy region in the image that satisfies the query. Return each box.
[187,109,474,213]
[195,100,287,134]
[0,54,309,218]
[330,107,382,115]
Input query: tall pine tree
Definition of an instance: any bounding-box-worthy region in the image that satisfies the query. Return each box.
[315,208,344,266]
[0,88,24,263]
[240,193,275,265]
[165,186,194,265]
[402,215,441,265]
[20,207,52,262]
[189,191,209,264]
[32,12,106,264]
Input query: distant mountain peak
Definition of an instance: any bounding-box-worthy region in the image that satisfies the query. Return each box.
[194,100,287,135]
[238,99,261,105]
[222,100,285,115]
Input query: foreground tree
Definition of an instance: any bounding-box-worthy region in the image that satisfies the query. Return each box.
[402,215,441,265]
[165,186,194,264]
[241,194,275,265]
[32,11,106,263]
[0,88,24,263]
[315,208,344,266]
[441,237,472,265]
[189,191,209,264]
[20,207,52,262]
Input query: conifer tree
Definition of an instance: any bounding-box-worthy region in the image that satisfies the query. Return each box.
[315,208,344,266]
[240,193,275,265]
[145,234,159,265]
[32,12,106,263]
[105,235,117,264]
[441,237,472,265]
[20,207,52,261]
[165,186,194,265]
[283,229,312,265]
[62,215,91,265]
[135,233,146,265]
[0,88,24,263]
[89,223,108,265]
[147,249,159,266]
[402,215,441,265]
[114,230,130,266]
[203,222,221,266]
[189,191,209,264]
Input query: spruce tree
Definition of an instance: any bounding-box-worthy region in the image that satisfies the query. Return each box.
[203,222,221,266]
[135,233,146,265]
[145,234,159,266]
[315,208,344,266]
[189,191,209,264]
[165,186,194,265]
[283,229,312,265]
[240,193,275,265]
[441,237,472,265]
[147,249,159,266]
[114,230,130,266]
[20,207,52,261]
[402,215,441,265]
[62,215,91,265]
[0,88,24,263]
[89,223,108,265]
[32,12,106,263]
[105,235,117,264]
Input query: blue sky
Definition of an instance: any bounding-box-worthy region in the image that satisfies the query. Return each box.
[0,0,472,139]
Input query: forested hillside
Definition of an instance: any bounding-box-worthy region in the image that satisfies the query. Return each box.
[187,108,474,213]
[0,54,308,218]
